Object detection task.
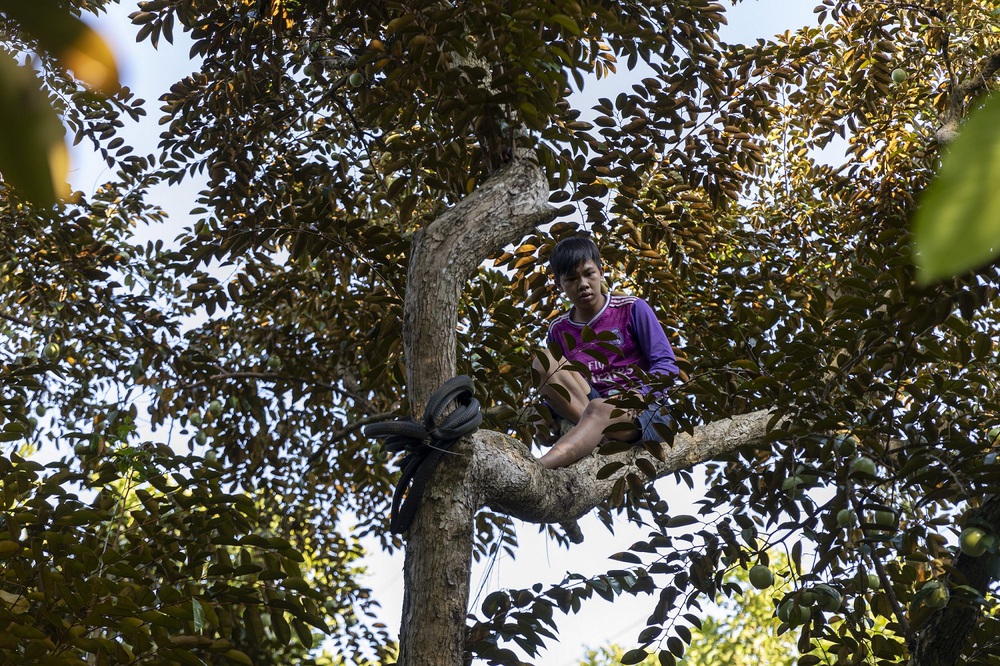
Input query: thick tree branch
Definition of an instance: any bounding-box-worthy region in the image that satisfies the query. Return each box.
[403,154,556,411]
[0,311,35,329]
[936,48,1000,144]
[472,410,775,524]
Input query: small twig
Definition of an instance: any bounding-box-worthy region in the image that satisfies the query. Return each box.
[175,371,341,392]
[329,412,398,442]
[306,411,399,466]
[0,311,36,329]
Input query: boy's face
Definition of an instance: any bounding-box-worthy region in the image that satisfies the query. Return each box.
[557,259,605,317]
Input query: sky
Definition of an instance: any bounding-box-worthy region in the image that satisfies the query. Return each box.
[72,1,825,664]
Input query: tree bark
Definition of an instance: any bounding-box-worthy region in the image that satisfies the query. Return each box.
[402,153,556,412]
[473,410,773,523]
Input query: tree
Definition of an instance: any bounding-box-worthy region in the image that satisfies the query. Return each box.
[5,1,1000,665]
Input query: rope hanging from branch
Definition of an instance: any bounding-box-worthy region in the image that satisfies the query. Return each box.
[365,375,482,534]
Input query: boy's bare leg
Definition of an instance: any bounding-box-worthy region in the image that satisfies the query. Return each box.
[537,397,637,469]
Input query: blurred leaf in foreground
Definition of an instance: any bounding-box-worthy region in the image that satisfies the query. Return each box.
[0,51,68,206]
[913,93,1000,284]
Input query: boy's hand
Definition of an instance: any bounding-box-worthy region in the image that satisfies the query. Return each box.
[530,407,560,447]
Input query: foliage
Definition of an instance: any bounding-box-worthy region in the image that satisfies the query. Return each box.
[3,0,1000,664]
[0,0,391,662]
[0,435,374,665]
[579,644,658,666]
[578,557,798,666]
[676,558,798,666]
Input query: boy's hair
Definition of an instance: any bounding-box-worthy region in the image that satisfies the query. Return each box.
[549,236,602,281]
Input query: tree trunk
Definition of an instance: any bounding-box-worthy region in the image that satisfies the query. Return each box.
[397,441,478,666]
[397,154,554,666]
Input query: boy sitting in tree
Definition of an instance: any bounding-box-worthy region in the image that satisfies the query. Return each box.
[533,236,679,469]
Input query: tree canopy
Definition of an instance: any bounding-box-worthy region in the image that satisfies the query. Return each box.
[3,0,1000,665]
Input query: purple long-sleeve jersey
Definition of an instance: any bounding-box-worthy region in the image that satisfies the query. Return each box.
[547,294,679,397]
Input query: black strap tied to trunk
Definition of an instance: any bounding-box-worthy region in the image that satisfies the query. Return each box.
[364,375,482,534]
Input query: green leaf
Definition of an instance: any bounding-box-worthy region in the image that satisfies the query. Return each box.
[192,598,204,633]
[549,14,582,37]
[621,648,649,665]
[292,618,314,649]
[596,461,625,480]
[272,612,292,646]
[913,93,1000,283]
[224,650,253,666]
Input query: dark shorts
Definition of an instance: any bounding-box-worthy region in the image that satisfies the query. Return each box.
[553,388,674,444]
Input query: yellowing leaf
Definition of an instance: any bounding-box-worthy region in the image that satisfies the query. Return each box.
[913,93,1000,284]
[61,27,118,92]
[0,0,120,92]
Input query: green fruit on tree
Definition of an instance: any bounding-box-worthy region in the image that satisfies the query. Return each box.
[787,603,811,627]
[799,590,816,606]
[266,355,281,370]
[41,342,60,360]
[835,433,858,456]
[868,573,881,590]
[814,584,842,612]
[850,456,877,477]
[348,72,365,87]
[836,508,856,527]
[205,450,218,463]
[195,431,208,446]
[34,405,45,417]
[874,510,897,528]
[891,67,907,83]
[26,417,37,431]
[188,411,203,427]
[781,475,803,492]
[921,580,949,608]
[748,564,774,589]
[777,599,794,622]
[960,526,990,557]
[208,400,223,417]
